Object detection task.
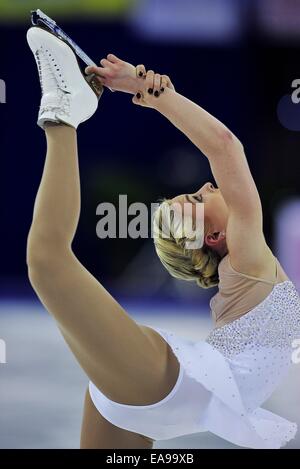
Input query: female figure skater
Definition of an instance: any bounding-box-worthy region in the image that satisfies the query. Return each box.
[26,26,300,449]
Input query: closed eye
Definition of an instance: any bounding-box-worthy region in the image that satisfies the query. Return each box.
[193,194,203,203]
[185,194,203,204]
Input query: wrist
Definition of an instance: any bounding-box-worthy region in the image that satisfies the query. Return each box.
[126,77,141,94]
[148,87,175,111]
[125,65,146,94]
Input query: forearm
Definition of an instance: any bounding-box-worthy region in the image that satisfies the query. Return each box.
[151,88,242,159]
[90,55,242,158]
[148,86,260,220]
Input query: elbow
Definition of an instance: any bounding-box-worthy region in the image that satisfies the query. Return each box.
[219,128,244,153]
[205,128,244,160]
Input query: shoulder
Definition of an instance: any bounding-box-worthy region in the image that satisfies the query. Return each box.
[228,244,277,281]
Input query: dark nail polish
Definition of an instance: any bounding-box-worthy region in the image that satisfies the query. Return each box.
[160,87,165,92]
[148,88,153,94]
[138,71,143,77]
[154,90,160,97]
[136,92,141,99]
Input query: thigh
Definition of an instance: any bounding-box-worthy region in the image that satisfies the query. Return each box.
[31,250,166,402]
[80,387,154,449]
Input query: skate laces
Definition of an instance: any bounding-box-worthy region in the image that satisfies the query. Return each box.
[35,47,70,117]
[35,48,58,94]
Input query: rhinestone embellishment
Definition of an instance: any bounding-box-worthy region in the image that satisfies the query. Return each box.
[206,281,300,359]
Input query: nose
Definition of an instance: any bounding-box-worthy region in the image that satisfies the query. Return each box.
[195,182,217,196]
[204,182,216,192]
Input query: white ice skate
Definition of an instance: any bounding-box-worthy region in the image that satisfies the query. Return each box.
[27,26,101,129]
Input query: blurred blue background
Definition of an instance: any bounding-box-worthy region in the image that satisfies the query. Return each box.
[0,0,300,449]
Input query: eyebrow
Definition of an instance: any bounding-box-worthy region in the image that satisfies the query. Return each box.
[185,194,194,203]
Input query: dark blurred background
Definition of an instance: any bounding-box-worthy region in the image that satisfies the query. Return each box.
[1,0,300,450]
[1,0,300,306]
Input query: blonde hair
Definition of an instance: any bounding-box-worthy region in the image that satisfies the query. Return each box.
[153,199,221,289]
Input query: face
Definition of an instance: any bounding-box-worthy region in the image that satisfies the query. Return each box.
[171,182,229,249]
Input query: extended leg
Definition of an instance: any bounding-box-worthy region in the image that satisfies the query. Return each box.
[27,124,167,404]
[26,25,176,409]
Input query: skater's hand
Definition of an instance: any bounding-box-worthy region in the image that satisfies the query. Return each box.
[85,55,175,98]
[85,54,140,94]
[132,66,175,109]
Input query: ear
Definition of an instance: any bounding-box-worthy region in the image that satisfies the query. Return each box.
[205,231,226,247]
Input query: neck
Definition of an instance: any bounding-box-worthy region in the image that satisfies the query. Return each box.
[216,243,228,259]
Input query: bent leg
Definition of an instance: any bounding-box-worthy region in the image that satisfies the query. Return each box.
[80,388,154,449]
[27,125,166,404]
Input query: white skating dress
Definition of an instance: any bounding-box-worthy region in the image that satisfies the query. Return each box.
[89,255,300,448]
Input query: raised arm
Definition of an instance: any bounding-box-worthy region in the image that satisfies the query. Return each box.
[146,85,272,274]
[88,56,273,275]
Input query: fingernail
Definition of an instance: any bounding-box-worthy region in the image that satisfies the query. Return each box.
[136,92,141,99]
[138,71,143,77]
[160,87,165,92]
[148,88,153,94]
[154,90,160,97]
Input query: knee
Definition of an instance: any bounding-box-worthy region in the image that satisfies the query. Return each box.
[26,230,68,286]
